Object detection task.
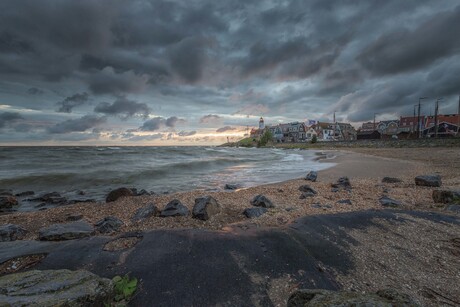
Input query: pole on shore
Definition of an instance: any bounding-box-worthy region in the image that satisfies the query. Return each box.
[418,97,428,139]
[434,99,439,138]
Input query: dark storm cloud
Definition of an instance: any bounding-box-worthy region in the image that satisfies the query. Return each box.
[57,92,90,113]
[139,116,184,131]
[94,97,150,118]
[199,114,222,124]
[88,67,149,95]
[357,5,460,76]
[27,87,44,95]
[168,37,207,83]
[216,126,236,133]
[48,115,106,134]
[0,32,34,54]
[0,112,23,128]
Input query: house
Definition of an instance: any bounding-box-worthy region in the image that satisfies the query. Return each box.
[377,120,399,136]
[357,130,381,140]
[336,123,357,141]
[278,122,308,142]
[398,116,418,134]
[360,122,377,131]
[313,122,335,141]
[423,114,460,137]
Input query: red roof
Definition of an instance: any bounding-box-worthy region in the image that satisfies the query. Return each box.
[425,114,460,127]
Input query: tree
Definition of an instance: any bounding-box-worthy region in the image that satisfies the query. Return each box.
[257,130,273,147]
[311,134,318,144]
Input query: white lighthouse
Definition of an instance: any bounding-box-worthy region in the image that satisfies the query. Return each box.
[259,117,265,129]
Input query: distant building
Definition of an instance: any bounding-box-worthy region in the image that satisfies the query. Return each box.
[360,122,376,132]
[423,114,460,137]
[398,116,418,134]
[313,122,335,141]
[377,120,399,136]
[357,130,381,140]
[259,117,265,129]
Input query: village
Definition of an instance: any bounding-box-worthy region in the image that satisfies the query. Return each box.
[250,112,460,143]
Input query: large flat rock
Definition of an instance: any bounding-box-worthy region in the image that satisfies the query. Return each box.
[39,221,94,241]
[0,269,113,306]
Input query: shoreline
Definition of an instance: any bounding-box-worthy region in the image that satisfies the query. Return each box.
[1,147,458,240]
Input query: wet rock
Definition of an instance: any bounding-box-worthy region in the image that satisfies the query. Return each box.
[382,177,402,183]
[29,192,67,204]
[337,199,352,205]
[305,171,318,182]
[224,183,241,190]
[0,269,114,306]
[15,191,35,197]
[106,187,134,202]
[0,224,27,242]
[95,216,124,234]
[331,177,352,191]
[432,189,460,204]
[415,175,442,187]
[192,196,221,221]
[39,221,94,241]
[243,207,268,218]
[67,199,96,204]
[132,203,159,221]
[160,199,189,217]
[298,185,317,195]
[0,196,19,209]
[379,196,402,207]
[250,195,275,208]
[310,203,322,209]
[287,288,419,306]
[300,192,316,199]
[136,189,154,196]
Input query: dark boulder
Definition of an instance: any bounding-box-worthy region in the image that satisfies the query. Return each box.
[0,269,114,306]
[432,189,460,204]
[298,185,317,195]
[224,183,241,190]
[243,207,268,218]
[300,192,316,199]
[39,221,94,241]
[250,195,275,208]
[0,224,27,242]
[137,189,154,196]
[132,203,159,221]
[160,199,189,217]
[305,171,318,182]
[337,199,352,205]
[95,216,124,233]
[192,196,221,221]
[0,196,18,209]
[287,288,419,307]
[29,192,67,204]
[382,177,402,183]
[415,175,441,187]
[379,196,402,207]
[0,189,13,196]
[106,187,134,202]
[446,204,460,214]
[331,177,352,191]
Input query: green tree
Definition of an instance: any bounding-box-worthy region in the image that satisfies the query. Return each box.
[257,130,273,147]
[311,134,318,144]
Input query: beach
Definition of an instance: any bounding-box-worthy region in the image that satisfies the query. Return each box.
[1,146,459,306]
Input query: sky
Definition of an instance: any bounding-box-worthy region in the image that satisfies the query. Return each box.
[0,0,459,145]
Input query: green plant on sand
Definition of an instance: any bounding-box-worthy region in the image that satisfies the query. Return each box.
[311,135,318,144]
[106,274,138,306]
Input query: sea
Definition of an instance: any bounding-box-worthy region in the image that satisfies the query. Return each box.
[0,146,336,212]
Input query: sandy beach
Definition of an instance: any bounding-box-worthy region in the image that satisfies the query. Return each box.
[1,147,458,239]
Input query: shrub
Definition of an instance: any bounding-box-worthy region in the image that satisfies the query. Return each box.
[311,135,318,144]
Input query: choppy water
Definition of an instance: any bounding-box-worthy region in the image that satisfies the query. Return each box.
[0,146,336,211]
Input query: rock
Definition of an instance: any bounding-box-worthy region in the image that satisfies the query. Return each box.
[0,196,18,209]
[106,187,134,202]
[29,192,67,204]
[68,199,96,204]
[415,175,442,187]
[95,216,124,233]
[446,204,460,214]
[224,183,241,190]
[160,199,189,217]
[298,185,317,194]
[331,188,339,193]
[331,177,352,191]
[432,189,460,204]
[136,189,153,196]
[379,196,402,207]
[15,191,35,197]
[132,203,159,221]
[39,221,94,241]
[305,171,318,182]
[66,214,83,221]
[0,269,114,306]
[337,199,352,205]
[243,207,268,218]
[192,196,221,221]
[382,177,402,183]
[311,203,322,208]
[287,288,419,307]
[0,224,27,242]
[300,192,316,199]
[250,195,275,208]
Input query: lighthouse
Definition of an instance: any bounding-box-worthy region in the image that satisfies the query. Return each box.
[259,117,265,130]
